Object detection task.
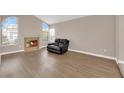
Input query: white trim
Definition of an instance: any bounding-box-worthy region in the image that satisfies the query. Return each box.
[69,49,116,60]
[117,60,124,78]
[0,50,24,56]
[0,46,47,56]
[0,47,116,60]
[115,58,118,63]
[117,60,124,64]
[39,46,47,49]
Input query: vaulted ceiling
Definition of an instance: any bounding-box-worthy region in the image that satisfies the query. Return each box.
[35,15,86,24]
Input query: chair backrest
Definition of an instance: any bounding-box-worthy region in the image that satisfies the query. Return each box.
[55,39,60,43]
[55,39,69,44]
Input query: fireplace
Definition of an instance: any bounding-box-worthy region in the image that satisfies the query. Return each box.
[26,40,38,47]
[24,37,39,52]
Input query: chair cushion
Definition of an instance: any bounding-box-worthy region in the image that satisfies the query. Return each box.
[47,45,61,51]
[58,43,64,47]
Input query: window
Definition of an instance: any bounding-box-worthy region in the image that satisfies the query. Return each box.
[1,17,18,45]
[49,28,55,42]
[42,23,49,41]
[41,23,55,42]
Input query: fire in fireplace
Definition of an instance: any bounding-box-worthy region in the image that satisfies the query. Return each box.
[24,37,39,52]
[26,40,38,48]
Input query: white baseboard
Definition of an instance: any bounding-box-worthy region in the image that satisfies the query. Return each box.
[69,49,116,60]
[0,50,24,56]
[114,58,118,63]
[0,47,116,61]
[117,60,124,78]
[117,60,124,64]
[39,46,47,49]
[0,46,47,56]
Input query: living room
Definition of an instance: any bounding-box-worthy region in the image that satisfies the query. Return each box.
[0,15,124,78]
[1,0,124,93]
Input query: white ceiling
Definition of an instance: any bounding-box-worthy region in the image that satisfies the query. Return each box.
[35,15,86,24]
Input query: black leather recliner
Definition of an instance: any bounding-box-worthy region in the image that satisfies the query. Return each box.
[47,39,69,54]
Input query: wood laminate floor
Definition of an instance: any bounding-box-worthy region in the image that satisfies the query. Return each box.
[0,48,122,78]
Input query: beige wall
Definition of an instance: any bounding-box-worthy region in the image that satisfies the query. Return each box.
[0,15,46,53]
[115,16,119,60]
[52,16,116,57]
[116,16,124,61]
[116,16,124,77]
[0,15,119,58]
